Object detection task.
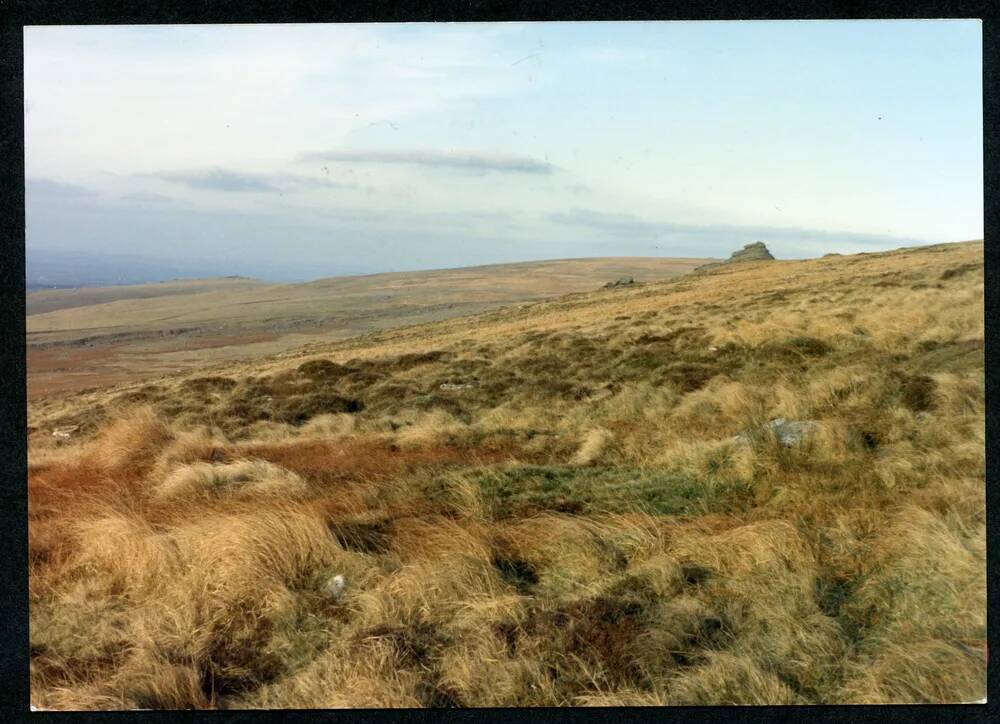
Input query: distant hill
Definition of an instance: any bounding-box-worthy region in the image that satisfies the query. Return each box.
[26,255,713,398]
[26,277,268,316]
[26,247,241,289]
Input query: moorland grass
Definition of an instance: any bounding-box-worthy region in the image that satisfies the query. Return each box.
[27,241,985,708]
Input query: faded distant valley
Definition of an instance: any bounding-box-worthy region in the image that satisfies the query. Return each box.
[26,256,712,398]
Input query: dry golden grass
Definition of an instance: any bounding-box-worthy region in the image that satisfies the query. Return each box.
[28,241,985,708]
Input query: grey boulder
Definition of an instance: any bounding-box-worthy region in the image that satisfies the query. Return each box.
[732,418,818,447]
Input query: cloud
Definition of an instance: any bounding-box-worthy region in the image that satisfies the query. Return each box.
[547,209,678,239]
[298,149,557,175]
[149,169,274,192]
[118,191,178,204]
[144,168,351,193]
[25,177,98,200]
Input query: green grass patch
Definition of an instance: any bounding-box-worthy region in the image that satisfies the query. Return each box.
[467,465,740,518]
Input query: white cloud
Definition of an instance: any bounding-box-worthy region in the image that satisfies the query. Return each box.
[24,24,528,180]
[23,22,982,280]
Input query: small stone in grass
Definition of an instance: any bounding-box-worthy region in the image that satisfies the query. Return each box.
[324,574,346,601]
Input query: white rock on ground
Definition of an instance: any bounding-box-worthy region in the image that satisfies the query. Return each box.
[440,382,478,391]
[323,574,346,600]
[51,425,78,439]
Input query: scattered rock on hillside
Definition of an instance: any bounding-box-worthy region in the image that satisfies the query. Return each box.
[732,417,818,447]
[603,276,636,289]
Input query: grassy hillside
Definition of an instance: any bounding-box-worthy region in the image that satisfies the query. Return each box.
[26,256,710,399]
[26,277,269,316]
[28,241,984,708]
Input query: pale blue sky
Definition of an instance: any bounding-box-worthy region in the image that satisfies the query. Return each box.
[24,21,983,282]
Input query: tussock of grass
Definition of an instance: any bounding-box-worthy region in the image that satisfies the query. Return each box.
[154,460,308,500]
[90,405,175,475]
[571,428,613,465]
[28,241,985,708]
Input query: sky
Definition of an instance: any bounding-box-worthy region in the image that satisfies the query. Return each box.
[24,21,983,282]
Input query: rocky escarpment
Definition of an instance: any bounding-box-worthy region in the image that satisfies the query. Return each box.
[728,241,775,262]
[696,241,775,272]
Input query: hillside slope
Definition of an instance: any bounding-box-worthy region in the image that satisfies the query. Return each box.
[26,256,711,399]
[28,241,984,708]
[26,277,268,316]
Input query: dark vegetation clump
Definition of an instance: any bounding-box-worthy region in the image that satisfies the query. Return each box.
[523,586,728,694]
[329,518,394,555]
[848,428,882,453]
[909,338,983,375]
[100,325,764,438]
[940,262,982,280]
[355,622,448,669]
[544,594,649,683]
[491,537,540,593]
[889,371,938,413]
[200,617,285,701]
[492,554,539,593]
[681,564,713,586]
[151,367,371,434]
[180,377,238,394]
[759,336,832,361]
[392,350,450,371]
[296,359,351,381]
[273,393,364,425]
[113,386,166,406]
[352,620,461,707]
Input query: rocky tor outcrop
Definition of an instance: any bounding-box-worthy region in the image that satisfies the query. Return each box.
[727,241,775,262]
[696,241,775,272]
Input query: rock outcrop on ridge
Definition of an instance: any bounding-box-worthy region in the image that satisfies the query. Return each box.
[696,241,775,272]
